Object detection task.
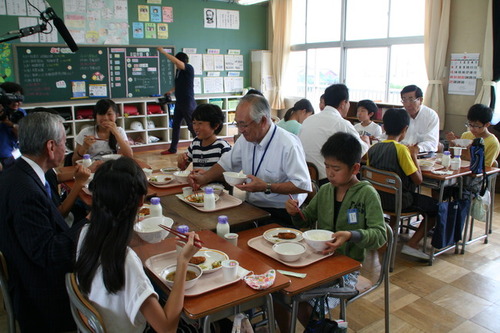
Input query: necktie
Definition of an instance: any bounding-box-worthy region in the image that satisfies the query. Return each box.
[44,181,52,199]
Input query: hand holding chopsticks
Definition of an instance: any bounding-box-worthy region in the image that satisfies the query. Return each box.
[158,225,204,248]
[288,194,306,221]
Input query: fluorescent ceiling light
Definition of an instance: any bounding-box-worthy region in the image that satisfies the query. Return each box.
[236,0,268,5]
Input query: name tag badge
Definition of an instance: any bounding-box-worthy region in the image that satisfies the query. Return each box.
[347,209,358,224]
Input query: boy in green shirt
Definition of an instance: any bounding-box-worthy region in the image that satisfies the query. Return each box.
[279,132,386,331]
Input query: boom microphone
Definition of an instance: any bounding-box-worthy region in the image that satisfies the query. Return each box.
[44,7,78,52]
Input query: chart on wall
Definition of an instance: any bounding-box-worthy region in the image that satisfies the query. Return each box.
[14,44,174,103]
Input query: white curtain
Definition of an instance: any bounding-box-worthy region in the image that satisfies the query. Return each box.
[270,0,292,110]
[475,0,495,105]
[424,0,451,130]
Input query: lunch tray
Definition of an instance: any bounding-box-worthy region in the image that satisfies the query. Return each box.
[247,236,333,268]
[145,251,247,297]
[150,179,188,189]
[175,193,242,212]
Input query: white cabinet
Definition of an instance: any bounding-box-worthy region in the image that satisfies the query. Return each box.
[22,94,242,151]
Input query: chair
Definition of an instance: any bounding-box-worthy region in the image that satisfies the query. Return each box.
[360,166,430,269]
[290,224,393,333]
[65,273,106,333]
[0,252,16,333]
[306,162,320,203]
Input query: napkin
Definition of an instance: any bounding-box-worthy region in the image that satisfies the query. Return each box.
[243,269,276,290]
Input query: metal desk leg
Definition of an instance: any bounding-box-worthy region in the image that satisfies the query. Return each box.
[202,315,213,333]
[265,293,275,333]
[290,297,299,333]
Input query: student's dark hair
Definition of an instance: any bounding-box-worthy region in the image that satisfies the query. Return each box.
[0,82,24,95]
[357,99,378,117]
[245,88,264,97]
[283,98,314,121]
[400,85,423,98]
[175,52,189,63]
[467,103,492,124]
[193,103,224,134]
[321,132,361,167]
[93,99,120,152]
[324,84,349,108]
[383,108,410,136]
[75,157,148,294]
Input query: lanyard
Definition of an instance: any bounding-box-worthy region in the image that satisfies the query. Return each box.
[252,125,277,177]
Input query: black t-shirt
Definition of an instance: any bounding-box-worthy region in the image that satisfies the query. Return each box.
[174,63,195,104]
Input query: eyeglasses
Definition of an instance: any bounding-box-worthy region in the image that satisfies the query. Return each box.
[465,123,484,129]
[232,120,254,129]
[401,97,420,104]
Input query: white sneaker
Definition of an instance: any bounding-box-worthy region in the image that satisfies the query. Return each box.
[401,245,430,260]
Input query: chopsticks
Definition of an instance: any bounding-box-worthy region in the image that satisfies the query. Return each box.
[288,194,306,221]
[158,225,204,248]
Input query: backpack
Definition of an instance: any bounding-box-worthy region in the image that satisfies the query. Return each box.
[470,137,485,174]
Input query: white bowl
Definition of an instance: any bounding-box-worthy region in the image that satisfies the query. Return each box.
[418,160,435,171]
[201,183,225,195]
[134,216,173,243]
[272,242,306,262]
[453,139,473,148]
[142,168,153,177]
[101,154,122,162]
[173,170,190,183]
[223,172,247,186]
[303,229,335,252]
[160,167,180,174]
[161,263,203,290]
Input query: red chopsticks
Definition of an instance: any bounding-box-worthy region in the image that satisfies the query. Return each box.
[288,194,306,221]
[158,225,204,248]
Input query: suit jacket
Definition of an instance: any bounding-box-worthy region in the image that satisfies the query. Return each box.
[0,158,84,332]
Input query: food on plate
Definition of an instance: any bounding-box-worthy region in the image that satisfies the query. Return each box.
[138,207,150,216]
[185,193,204,203]
[165,270,198,282]
[211,260,222,269]
[274,232,297,240]
[189,256,207,265]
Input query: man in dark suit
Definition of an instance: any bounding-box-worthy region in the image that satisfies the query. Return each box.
[0,112,86,332]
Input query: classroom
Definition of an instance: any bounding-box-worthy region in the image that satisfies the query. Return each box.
[0,0,499,332]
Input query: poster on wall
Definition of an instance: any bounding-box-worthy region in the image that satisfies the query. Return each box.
[448,53,480,96]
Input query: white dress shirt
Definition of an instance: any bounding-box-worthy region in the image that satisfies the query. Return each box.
[299,106,369,180]
[218,123,311,208]
[401,105,440,152]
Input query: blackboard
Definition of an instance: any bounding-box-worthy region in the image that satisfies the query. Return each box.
[14,45,175,103]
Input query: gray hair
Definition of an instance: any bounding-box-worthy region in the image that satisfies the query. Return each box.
[19,112,65,156]
[238,94,271,123]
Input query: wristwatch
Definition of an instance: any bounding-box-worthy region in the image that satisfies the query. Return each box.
[265,182,272,194]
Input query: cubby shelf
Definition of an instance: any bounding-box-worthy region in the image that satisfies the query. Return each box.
[23,94,243,151]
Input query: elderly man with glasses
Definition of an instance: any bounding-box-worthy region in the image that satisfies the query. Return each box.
[400,84,440,153]
[190,94,311,225]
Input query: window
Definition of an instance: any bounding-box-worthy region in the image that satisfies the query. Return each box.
[286,0,425,106]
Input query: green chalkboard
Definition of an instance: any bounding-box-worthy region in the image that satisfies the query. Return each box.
[14,45,175,103]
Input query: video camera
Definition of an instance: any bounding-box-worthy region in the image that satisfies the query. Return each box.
[0,88,25,124]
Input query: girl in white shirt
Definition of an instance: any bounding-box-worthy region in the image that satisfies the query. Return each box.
[75,157,199,333]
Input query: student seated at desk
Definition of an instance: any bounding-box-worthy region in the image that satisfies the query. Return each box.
[72,99,133,165]
[446,104,500,167]
[177,103,231,171]
[276,98,314,135]
[278,132,386,332]
[367,108,438,260]
[75,157,200,332]
[354,99,383,140]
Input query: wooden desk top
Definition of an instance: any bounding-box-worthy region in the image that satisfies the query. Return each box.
[237,224,362,296]
[132,229,290,319]
[160,194,270,232]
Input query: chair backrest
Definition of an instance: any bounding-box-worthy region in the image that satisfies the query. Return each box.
[306,162,320,202]
[65,273,106,333]
[0,251,16,333]
[361,165,403,219]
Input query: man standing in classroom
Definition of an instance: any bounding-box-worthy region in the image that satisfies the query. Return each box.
[299,84,369,186]
[400,84,440,153]
[157,47,196,155]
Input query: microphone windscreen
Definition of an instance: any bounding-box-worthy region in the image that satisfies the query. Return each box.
[53,17,78,52]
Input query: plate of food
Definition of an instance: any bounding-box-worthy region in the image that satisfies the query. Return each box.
[180,193,220,207]
[148,174,174,187]
[138,205,151,219]
[263,228,303,244]
[188,249,229,274]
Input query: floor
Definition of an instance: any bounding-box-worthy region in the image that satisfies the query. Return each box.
[1,147,500,332]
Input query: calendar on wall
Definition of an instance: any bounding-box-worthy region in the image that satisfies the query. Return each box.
[448,53,480,96]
